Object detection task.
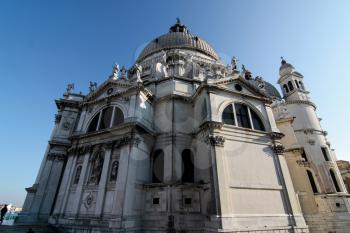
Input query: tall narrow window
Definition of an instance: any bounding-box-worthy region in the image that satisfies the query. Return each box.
[299,81,304,90]
[112,107,124,127]
[250,110,265,131]
[222,104,235,125]
[307,170,318,193]
[295,80,300,88]
[152,150,164,183]
[87,112,100,132]
[283,84,289,93]
[330,169,341,192]
[73,166,82,185]
[99,107,113,130]
[288,81,294,91]
[235,104,251,128]
[110,161,119,182]
[182,149,194,183]
[321,147,330,161]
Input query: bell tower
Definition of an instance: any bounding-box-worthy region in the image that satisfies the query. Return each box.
[278,57,309,102]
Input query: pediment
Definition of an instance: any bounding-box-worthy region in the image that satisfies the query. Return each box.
[85,79,133,103]
[215,77,269,99]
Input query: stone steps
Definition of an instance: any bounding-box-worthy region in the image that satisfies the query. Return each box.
[0,224,58,233]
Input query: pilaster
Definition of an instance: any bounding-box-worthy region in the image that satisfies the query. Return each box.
[94,143,113,216]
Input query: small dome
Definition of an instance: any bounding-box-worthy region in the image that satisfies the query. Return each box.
[263,81,282,99]
[279,58,295,76]
[249,79,282,99]
[136,20,219,62]
[279,58,295,71]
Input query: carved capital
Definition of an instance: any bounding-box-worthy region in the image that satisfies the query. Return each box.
[269,132,284,140]
[272,145,285,154]
[103,141,114,150]
[296,160,311,167]
[206,135,225,147]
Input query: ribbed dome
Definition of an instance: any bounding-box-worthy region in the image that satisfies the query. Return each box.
[136,20,220,62]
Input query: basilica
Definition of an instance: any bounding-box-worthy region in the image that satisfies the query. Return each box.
[17,20,350,233]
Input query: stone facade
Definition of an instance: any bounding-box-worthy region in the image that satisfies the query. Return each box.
[17,20,350,232]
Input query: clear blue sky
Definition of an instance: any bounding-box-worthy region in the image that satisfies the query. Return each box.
[0,0,349,207]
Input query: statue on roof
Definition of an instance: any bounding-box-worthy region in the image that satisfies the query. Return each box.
[89,81,97,92]
[66,83,74,93]
[120,66,127,79]
[176,17,181,24]
[231,56,238,71]
[134,63,143,84]
[112,63,119,80]
[241,64,246,73]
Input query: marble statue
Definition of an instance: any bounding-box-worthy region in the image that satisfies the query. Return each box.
[89,81,98,92]
[112,63,119,80]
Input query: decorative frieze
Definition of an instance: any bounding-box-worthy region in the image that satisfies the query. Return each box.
[206,135,225,147]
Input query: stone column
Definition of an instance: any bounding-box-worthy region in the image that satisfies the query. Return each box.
[94,143,113,216]
[206,133,226,218]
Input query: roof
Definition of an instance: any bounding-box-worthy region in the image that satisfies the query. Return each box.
[136,20,220,62]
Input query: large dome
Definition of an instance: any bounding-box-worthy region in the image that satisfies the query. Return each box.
[137,19,220,62]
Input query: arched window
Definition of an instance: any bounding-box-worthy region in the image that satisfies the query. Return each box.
[221,103,266,132]
[307,170,318,193]
[250,109,265,131]
[73,165,82,185]
[89,151,104,185]
[235,103,251,128]
[109,161,119,182]
[330,169,341,192]
[283,84,289,94]
[222,104,235,125]
[182,149,194,183]
[87,106,124,133]
[99,107,113,130]
[152,150,164,183]
[299,81,304,90]
[112,108,124,127]
[295,80,300,88]
[288,81,294,91]
[87,112,100,132]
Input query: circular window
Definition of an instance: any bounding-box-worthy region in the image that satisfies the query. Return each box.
[234,84,243,92]
[107,88,113,95]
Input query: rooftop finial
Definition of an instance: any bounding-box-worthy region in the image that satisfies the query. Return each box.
[169,18,188,33]
[176,17,181,24]
[280,56,286,65]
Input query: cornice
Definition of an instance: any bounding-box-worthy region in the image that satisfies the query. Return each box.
[285,100,316,109]
[55,99,81,110]
[294,128,327,136]
[81,85,154,107]
[70,120,154,141]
